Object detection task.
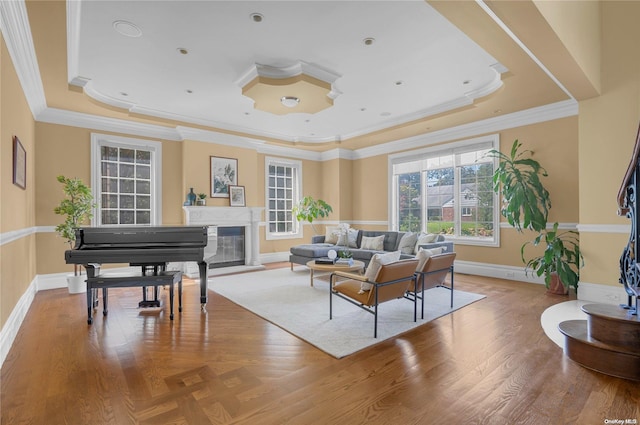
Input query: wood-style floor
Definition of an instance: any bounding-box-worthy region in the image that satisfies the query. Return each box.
[2,263,638,424]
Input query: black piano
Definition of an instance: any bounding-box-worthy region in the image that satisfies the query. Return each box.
[65,226,213,309]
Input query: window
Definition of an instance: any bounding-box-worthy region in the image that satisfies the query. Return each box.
[390,135,499,246]
[91,134,162,226]
[265,157,301,240]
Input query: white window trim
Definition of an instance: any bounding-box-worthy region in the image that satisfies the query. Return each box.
[388,134,500,247]
[264,156,302,240]
[91,133,163,226]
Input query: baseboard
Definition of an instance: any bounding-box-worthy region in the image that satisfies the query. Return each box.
[37,272,70,291]
[454,260,544,285]
[260,251,290,264]
[0,277,37,367]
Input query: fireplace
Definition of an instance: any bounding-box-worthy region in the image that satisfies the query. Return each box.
[209,226,245,269]
[182,206,264,277]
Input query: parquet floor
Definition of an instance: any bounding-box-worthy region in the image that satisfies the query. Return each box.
[1,264,638,424]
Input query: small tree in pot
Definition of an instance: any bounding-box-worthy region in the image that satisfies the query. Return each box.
[486,140,583,294]
[292,196,333,235]
[54,175,95,292]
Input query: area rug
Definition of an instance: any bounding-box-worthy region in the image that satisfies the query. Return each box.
[209,268,485,358]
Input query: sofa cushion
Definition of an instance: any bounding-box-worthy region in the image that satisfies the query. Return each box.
[414,233,439,254]
[324,226,339,244]
[361,250,401,293]
[415,247,446,271]
[358,231,400,252]
[361,235,385,250]
[290,243,336,258]
[337,228,359,248]
[397,232,418,254]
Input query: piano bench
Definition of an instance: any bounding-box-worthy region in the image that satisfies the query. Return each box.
[86,270,183,325]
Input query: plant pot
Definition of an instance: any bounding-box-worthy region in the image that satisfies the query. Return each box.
[67,275,86,294]
[196,198,206,206]
[547,273,568,295]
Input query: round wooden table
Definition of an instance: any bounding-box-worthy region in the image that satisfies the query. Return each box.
[306,259,365,287]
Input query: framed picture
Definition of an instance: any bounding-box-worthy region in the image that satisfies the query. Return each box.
[210,156,238,198]
[229,185,246,207]
[13,136,26,190]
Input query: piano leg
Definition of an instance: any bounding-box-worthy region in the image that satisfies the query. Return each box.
[198,261,208,310]
[85,264,100,325]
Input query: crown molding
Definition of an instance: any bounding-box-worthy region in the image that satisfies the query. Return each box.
[36,108,183,141]
[0,0,47,118]
[353,99,578,159]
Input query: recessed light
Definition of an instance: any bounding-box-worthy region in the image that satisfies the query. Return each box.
[395,80,404,86]
[360,108,367,112]
[363,37,375,46]
[281,96,300,108]
[120,92,128,97]
[250,13,264,23]
[113,20,142,38]
[186,89,193,94]
[463,80,471,85]
[177,47,189,55]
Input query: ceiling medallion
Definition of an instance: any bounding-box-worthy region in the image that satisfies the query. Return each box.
[237,61,342,115]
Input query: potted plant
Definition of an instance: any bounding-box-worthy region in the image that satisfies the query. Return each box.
[53,175,95,294]
[486,140,583,294]
[197,193,207,206]
[292,196,333,235]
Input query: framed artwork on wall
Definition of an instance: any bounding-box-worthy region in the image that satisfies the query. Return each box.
[13,136,26,190]
[210,156,238,198]
[229,185,246,207]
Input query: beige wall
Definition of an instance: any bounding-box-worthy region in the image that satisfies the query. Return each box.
[1,36,37,328]
[578,1,640,287]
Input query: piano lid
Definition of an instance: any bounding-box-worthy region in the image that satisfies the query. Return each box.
[75,226,209,249]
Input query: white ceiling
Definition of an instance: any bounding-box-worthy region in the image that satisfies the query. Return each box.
[71,1,505,144]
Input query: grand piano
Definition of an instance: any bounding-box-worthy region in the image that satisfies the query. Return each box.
[65,226,214,309]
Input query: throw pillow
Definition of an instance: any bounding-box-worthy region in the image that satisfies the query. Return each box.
[397,232,418,255]
[360,250,401,293]
[337,228,359,248]
[414,232,439,254]
[415,247,445,271]
[361,235,385,251]
[324,226,339,245]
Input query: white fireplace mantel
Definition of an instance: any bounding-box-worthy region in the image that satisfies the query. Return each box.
[183,206,264,272]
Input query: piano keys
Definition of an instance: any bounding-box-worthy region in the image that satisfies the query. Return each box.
[65,226,213,309]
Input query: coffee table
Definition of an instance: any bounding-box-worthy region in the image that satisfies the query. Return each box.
[306,259,365,287]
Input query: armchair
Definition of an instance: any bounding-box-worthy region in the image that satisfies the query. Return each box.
[329,259,419,338]
[409,252,456,319]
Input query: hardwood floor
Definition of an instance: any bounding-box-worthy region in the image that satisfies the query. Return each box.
[2,264,638,424]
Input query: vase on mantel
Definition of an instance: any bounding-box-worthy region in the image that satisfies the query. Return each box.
[186,188,197,206]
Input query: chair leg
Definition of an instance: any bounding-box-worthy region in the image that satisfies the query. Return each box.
[329,274,334,320]
[450,268,454,308]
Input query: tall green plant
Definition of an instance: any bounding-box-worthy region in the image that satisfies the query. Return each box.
[54,175,95,275]
[292,196,333,234]
[485,140,583,292]
[486,140,550,232]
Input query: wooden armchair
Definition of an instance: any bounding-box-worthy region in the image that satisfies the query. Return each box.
[409,252,456,319]
[329,259,419,338]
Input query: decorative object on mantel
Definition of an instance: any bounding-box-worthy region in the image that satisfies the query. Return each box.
[53,175,95,294]
[210,156,238,198]
[229,185,246,207]
[13,135,26,189]
[184,187,197,206]
[197,193,207,206]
